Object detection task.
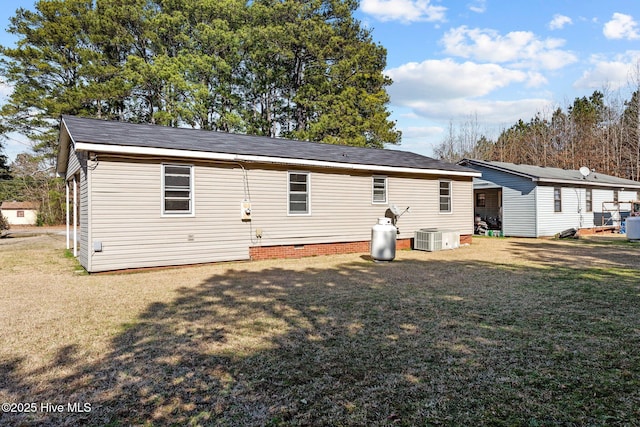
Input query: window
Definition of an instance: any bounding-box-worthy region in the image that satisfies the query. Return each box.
[613,190,619,203]
[17,210,25,218]
[586,188,592,212]
[288,172,309,214]
[439,181,451,213]
[372,176,387,204]
[162,164,193,215]
[476,192,486,208]
[554,187,562,212]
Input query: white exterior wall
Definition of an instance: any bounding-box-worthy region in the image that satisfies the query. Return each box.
[1,209,38,225]
[535,187,638,235]
[536,186,583,236]
[84,156,474,272]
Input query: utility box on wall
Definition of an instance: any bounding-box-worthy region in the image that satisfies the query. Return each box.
[440,230,460,250]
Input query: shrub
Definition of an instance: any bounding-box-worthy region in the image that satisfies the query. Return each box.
[0,214,10,233]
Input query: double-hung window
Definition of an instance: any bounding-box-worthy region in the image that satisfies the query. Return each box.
[439,180,451,213]
[372,176,387,204]
[585,188,592,212]
[554,187,562,212]
[162,164,193,215]
[288,172,310,215]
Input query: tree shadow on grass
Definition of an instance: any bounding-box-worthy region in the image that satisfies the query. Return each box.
[1,255,639,426]
[506,237,640,270]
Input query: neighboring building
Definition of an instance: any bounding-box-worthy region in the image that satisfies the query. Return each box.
[0,201,39,226]
[56,116,480,273]
[460,159,640,237]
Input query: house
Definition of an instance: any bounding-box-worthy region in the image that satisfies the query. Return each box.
[0,201,39,226]
[459,159,640,237]
[56,115,480,272]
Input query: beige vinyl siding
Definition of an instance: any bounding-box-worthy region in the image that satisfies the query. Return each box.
[88,157,251,272]
[86,156,474,272]
[239,169,473,246]
[65,146,90,270]
[79,166,90,270]
[66,143,82,180]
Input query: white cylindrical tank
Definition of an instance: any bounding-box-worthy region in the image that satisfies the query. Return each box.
[627,216,640,241]
[371,217,397,261]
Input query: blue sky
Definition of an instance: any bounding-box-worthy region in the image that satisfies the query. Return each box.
[2,0,640,161]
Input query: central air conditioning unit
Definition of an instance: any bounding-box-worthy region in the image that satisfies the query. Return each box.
[414,229,460,252]
[414,229,442,251]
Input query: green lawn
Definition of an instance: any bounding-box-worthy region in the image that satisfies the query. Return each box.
[1,233,639,426]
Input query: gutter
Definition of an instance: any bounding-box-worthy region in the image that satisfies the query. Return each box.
[533,177,640,190]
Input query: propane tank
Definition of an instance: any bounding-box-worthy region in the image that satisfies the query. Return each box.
[371,217,397,261]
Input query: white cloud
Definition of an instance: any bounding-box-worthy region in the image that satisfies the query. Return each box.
[603,13,640,40]
[549,14,572,30]
[385,57,553,148]
[402,98,552,123]
[441,26,577,70]
[386,59,529,103]
[401,125,444,139]
[360,0,446,23]
[468,0,486,14]
[573,51,640,90]
[525,71,548,88]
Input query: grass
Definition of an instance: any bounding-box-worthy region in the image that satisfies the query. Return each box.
[0,233,639,426]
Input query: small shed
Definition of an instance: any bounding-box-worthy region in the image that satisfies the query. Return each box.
[459,159,640,237]
[0,201,40,226]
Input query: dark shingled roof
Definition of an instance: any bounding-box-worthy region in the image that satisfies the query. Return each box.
[61,115,475,174]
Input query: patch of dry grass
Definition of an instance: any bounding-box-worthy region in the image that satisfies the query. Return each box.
[1,233,639,426]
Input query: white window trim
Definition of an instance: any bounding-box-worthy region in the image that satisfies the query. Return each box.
[161,163,195,217]
[372,176,388,204]
[554,187,562,213]
[585,188,592,212]
[287,171,311,216]
[439,180,452,214]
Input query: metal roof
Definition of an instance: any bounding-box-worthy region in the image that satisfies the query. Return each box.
[59,115,477,175]
[460,159,640,189]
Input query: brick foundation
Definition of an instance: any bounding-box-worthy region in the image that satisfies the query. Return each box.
[460,234,473,245]
[249,235,471,261]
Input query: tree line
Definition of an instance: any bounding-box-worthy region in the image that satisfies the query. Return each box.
[0,0,400,224]
[435,86,640,181]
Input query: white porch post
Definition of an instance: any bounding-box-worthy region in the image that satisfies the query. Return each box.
[73,175,78,257]
[65,179,70,250]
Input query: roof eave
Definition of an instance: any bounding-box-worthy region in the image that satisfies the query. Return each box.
[55,117,72,177]
[535,177,640,189]
[74,142,482,177]
[461,159,536,180]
